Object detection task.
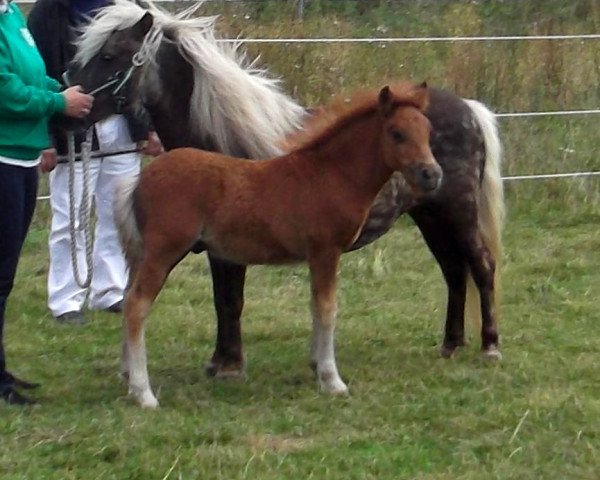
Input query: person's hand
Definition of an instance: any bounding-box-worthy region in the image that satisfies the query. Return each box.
[138,131,163,157]
[62,86,94,118]
[39,148,57,173]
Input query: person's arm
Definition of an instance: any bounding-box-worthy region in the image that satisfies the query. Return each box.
[0,43,66,119]
[46,76,62,92]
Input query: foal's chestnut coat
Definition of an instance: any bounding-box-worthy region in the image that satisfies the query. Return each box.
[117,83,442,408]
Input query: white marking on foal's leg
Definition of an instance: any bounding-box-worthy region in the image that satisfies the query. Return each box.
[314,324,348,395]
[310,301,348,395]
[128,329,159,409]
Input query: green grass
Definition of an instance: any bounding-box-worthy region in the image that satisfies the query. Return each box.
[1,181,598,479]
[3,1,599,478]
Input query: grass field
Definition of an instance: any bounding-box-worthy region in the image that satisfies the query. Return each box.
[2,0,599,478]
[1,182,598,479]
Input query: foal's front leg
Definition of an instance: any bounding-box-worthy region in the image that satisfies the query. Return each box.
[308,249,348,395]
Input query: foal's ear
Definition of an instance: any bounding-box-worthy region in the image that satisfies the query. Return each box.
[378,85,395,117]
[411,81,430,112]
[131,12,154,40]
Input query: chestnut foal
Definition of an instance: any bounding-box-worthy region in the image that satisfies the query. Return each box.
[116,83,442,408]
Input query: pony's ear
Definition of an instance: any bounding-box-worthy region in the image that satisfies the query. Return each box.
[411,81,430,112]
[131,12,154,40]
[378,85,396,117]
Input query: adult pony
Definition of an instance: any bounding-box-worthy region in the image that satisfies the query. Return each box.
[69,1,504,386]
[116,83,440,407]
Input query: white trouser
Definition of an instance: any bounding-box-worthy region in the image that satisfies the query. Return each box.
[48,115,141,317]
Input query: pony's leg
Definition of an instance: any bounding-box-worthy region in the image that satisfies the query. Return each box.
[463,236,501,359]
[120,262,138,382]
[308,250,348,395]
[411,211,468,358]
[205,254,247,378]
[125,257,172,408]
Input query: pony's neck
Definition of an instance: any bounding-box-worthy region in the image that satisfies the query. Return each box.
[308,112,394,200]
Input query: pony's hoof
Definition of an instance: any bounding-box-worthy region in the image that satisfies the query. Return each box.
[129,387,159,409]
[319,374,349,396]
[482,347,502,361]
[440,345,457,358]
[322,381,349,396]
[204,360,245,379]
[136,392,159,409]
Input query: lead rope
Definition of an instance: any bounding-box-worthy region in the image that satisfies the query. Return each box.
[67,129,94,289]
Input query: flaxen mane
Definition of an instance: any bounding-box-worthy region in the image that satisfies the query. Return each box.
[74,0,306,159]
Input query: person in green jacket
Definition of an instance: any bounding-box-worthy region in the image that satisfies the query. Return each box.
[0,0,93,405]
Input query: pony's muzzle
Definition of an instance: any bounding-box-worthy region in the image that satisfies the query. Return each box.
[416,162,443,192]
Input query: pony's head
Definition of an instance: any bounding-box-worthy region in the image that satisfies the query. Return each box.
[377,83,442,193]
[67,6,155,126]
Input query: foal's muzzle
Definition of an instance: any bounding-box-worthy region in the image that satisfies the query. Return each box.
[415,162,443,192]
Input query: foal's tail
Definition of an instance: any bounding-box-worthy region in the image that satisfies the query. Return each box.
[114,176,144,270]
[463,99,505,327]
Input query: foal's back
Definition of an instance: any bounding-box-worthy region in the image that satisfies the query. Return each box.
[137,148,367,265]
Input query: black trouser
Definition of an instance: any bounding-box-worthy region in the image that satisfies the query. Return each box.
[0,162,38,382]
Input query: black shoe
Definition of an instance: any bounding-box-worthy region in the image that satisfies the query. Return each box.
[4,372,40,390]
[55,310,86,325]
[104,300,123,314]
[0,384,37,406]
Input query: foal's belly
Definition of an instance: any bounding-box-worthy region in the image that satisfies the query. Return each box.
[202,230,305,266]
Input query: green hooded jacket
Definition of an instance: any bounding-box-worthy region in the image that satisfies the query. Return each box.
[0,2,66,161]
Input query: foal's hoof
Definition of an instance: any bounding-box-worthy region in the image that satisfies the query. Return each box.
[482,346,502,361]
[321,380,349,396]
[130,389,159,409]
[318,373,349,396]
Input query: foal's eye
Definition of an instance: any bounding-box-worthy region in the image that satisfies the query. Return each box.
[102,54,114,61]
[390,129,406,143]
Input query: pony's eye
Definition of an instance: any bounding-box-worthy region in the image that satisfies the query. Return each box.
[390,129,405,143]
[102,54,114,61]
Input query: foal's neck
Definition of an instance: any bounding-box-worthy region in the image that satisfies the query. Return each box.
[308,112,394,200]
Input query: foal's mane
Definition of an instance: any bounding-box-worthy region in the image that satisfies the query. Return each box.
[74,0,306,159]
[286,82,423,152]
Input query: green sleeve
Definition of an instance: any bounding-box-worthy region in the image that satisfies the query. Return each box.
[46,75,63,92]
[0,42,66,118]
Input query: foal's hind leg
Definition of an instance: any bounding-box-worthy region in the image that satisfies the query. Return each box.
[125,242,185,408]
[411,210,468,358]
[308,249,348,395]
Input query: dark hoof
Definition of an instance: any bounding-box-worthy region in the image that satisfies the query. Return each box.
[204,359,245,379]
[440,344,459,358]
[482,346,502,360]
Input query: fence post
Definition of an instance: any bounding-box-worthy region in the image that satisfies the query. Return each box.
[295,0,305,21]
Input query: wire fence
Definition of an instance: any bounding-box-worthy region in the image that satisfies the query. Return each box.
[17,0,598,200]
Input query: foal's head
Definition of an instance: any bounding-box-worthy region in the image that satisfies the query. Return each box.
[378,83,442,193]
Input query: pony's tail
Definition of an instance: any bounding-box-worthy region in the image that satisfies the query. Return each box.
[114,176,144,271]
[463,99,505,330]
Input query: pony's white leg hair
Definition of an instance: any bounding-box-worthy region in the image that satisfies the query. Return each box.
[126,293,159,408]
[308,251,348,395]
[463,99,505,351]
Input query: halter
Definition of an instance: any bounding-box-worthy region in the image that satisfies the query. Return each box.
[69,25,163,113]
